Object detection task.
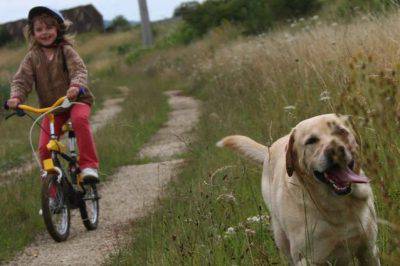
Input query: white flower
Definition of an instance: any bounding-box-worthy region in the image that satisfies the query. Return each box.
[319,91,331,102]
[246,215,267,223]
[226,227,236,234]
[312,15,319,20]
[245,228,256,235]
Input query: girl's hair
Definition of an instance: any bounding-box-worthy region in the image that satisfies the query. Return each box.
[24,13,74,49]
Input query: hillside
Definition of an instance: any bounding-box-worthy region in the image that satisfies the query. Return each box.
[1,1,400,265]
[109,7,400,266]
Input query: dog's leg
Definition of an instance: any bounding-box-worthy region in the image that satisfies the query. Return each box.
[273,225,291,261]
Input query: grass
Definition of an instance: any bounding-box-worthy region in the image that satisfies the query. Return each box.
[110,9,400,265]
[0,65,171,263]
[0,25,173,263]
[0,29,141,173]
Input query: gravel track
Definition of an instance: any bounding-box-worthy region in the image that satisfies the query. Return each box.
[6,90,200,265]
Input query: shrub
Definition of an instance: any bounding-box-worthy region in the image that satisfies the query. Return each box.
[334,0,400,17]
[158,23,198,46]
[269,0,321,19]
[173,1,200,17]
[106,15,131,32]
[179,0,321,42]
[0,25,12,47]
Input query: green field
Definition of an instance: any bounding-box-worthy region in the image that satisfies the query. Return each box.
[109,9,400,266]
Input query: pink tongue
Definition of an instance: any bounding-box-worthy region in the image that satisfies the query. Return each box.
[326,167,369,184]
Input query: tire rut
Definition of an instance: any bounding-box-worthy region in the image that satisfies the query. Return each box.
[6,90,200,265]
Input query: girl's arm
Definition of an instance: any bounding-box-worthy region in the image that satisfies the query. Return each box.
[63,45,88,89]
[10,53,34,103]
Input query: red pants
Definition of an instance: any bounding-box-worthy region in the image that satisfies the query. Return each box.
[38,103,99,169]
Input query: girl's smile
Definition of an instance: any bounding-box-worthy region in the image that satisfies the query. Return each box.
[33,20,57,47]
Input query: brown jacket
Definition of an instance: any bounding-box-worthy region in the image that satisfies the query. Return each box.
[10,44,94,108]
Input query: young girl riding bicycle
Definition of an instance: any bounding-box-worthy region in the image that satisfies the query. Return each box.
[7,6,99,182]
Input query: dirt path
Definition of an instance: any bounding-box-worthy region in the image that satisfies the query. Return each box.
[0,86,129,187]
[7,90,200,266]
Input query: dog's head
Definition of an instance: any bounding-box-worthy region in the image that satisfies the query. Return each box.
[286,114,368,195]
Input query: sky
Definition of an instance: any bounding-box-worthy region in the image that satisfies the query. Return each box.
[0,0,198,23]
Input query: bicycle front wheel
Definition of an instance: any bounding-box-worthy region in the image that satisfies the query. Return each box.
[79,183,99,230]
[41,174,70,242]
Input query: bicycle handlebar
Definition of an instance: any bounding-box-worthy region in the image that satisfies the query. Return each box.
[17,96,68,114]
[4,88,85,118]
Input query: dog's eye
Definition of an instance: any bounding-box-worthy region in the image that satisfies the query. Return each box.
[334,126,349,136]
[305,136,319,145]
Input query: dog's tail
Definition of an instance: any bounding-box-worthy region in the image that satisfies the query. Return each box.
[216,135,268,165]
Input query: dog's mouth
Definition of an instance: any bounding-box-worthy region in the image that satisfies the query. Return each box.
[313,161,369,195]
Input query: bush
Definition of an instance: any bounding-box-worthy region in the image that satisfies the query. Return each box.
[179,0,321,43]
[106,15,131,32]
[335,0,400,17]
[158,23,198,46]
[269,0,321,19]
[0,25,12,47]
[173,1,200,17]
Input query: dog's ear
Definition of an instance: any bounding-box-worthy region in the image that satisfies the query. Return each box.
[338,114,362,174]
[286,129,296,177]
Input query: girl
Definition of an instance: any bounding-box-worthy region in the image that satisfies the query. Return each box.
[7,6,99,183]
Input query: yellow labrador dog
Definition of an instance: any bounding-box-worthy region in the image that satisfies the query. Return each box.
[217,114,379,265]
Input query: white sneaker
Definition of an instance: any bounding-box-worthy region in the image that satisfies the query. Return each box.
[81,168,99,183]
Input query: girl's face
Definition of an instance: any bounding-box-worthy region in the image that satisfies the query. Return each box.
[33,19,58,47]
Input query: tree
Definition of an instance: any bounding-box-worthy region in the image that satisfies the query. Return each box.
[0,25,12,47]
[106,15,131,32]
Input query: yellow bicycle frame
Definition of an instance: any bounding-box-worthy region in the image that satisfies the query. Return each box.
[17,96,68,173]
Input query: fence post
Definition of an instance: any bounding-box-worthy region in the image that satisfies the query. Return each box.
[138,0,154,47]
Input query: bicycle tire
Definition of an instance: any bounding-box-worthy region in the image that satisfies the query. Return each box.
[41,174,71,242]
[79,183,99,230]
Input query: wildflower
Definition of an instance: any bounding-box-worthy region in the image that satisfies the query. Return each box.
[226,227,235,235]
[246,214,268,223]
[312,15,319,21]
[245,228,256,235]
[320,91,331,102]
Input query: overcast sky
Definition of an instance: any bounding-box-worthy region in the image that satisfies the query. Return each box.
[0,1,198,23]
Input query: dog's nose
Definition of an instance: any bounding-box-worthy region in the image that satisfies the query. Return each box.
[324,141,346,166]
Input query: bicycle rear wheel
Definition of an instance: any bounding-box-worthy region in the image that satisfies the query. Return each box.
[79,183,99,230]
[41,174,70,242]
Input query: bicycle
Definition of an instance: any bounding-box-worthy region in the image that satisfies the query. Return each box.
[4,96,100,242]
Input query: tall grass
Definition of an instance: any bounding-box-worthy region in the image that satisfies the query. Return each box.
[111,10,400,265]
[0,29,141,173]
[0,25,172,263]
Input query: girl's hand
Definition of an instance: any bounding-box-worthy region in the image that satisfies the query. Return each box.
[7,98,21,109]
[67,87,79,100]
